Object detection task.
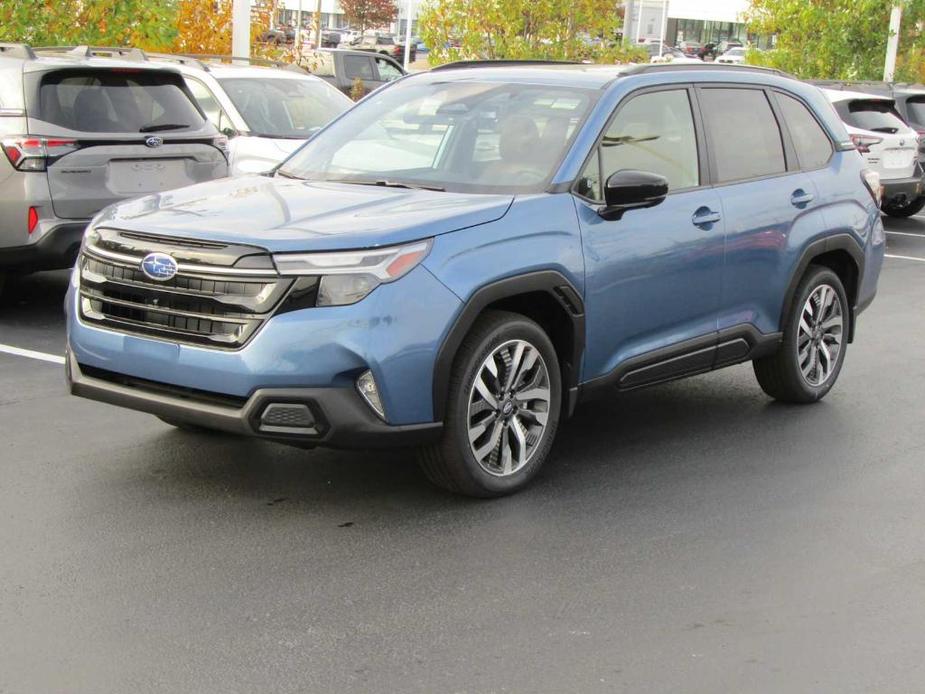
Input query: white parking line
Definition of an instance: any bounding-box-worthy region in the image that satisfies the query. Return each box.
[886,230,925,238]
[0,343,65,365]
[885,253,925,263]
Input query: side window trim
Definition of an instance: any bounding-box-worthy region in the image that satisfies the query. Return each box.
[768,89,835,172]
[694,83,792,188]
[571,84,705,203]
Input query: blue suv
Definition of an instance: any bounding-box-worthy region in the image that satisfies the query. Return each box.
[65,63,885,497]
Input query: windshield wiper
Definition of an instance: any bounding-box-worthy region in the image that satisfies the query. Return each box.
[276,170,306,180]
[332,179,446,192]
[139,123,191,133]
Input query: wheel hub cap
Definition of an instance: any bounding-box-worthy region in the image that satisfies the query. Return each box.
[466,339,551,477]
[797,283,844,387]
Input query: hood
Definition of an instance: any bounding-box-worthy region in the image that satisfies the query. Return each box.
[93,176,514,252]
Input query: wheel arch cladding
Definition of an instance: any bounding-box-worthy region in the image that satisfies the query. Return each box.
[432,271,585,421]
[780,234,863,343]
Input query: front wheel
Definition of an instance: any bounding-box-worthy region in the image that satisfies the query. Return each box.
[882,195,925,218]
[753,266,849,403]
[419,310,561,497]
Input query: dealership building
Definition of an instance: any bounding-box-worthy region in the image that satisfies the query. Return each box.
[623,0,768,47]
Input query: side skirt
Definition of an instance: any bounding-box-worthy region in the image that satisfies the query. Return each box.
[578,324,782,401]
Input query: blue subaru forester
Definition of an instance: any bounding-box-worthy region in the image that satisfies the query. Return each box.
[66,62,885,497]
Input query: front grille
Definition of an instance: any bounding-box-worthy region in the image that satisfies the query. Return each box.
[77,229,293,349]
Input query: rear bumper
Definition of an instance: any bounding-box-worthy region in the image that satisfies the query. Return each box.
[0,222,86,271]
[881,167,924,202]
[66,351,443,449]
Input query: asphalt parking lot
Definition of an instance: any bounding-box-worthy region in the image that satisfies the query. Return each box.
[2,217,925,694]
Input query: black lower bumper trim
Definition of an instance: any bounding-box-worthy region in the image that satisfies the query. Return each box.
[0,222,87,271]
[68,353,443,449]
[881,174,924,202]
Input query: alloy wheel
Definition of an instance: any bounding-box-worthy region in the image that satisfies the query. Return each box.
[797,283,843,387]
[466,339,551,477]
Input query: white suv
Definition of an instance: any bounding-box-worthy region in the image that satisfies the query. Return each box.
[824,87,924,217]
[151,56,352,176]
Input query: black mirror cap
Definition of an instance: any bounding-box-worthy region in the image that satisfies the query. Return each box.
[600,169,669,220]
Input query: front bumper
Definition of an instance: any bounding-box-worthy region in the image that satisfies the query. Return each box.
[0,222,86,271]
[66,351,442,449]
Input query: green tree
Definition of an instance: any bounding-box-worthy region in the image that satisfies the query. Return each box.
[418,0,645,65]
[0,0,179,50]
[744,0,925,81]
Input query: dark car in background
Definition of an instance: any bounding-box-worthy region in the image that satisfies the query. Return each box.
[299,48,405,98]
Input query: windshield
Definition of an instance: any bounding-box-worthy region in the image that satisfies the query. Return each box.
[906,97,925,128]
[218,77,351,139]
[277,79,596,193]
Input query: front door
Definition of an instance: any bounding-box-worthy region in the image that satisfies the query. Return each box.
[574,87,725,385]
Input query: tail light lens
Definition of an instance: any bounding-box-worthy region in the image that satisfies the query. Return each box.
[861,169,882,206]
[2,136,78,171]
[849,134,883,154]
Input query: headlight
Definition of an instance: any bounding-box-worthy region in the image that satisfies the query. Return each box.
[273,239,433,306]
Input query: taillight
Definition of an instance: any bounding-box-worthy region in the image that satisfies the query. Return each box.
[861,169,882,206]
[27,206,39,234]
[1,136,79,171]
[849,134,883,154]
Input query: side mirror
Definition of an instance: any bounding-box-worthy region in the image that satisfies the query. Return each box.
[600,169,669,220]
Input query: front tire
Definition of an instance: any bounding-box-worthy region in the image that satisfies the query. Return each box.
[419,310,561,497]
[753,266,849,403]
[882,195,925,218]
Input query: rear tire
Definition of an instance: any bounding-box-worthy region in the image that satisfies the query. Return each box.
[882,195,925,218]
[753,266,849,403]
[419,310,561,497]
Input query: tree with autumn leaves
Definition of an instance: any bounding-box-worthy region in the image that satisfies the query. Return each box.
[338,0,397,33]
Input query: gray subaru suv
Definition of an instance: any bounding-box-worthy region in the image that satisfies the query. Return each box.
[0,44,229,294]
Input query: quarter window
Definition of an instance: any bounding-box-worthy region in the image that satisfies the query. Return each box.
[777,93,833,170]
[700,88,785,183]
[577,89,699,201]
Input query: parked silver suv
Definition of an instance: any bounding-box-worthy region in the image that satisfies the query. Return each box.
[0,44,229,294]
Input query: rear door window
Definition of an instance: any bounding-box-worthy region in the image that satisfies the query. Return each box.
[700,88,786,183]
[835,99,907,134]
[344,55,375,81]
[36,69,205,134]
[776,93,833,170]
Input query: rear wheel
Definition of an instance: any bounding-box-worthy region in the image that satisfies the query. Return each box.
[753,266,849,403]
[882,195,925,218]
[419,310,561,497]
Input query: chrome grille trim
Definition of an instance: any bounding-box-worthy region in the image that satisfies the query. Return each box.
[77,230,292,350]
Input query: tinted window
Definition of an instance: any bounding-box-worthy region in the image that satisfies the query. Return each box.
[218,77,349,138]
[375,57,403,82]
[344,54,374,80]
[37,69,204,133]
[701,88,785,182]
[835,99,907,133]
[584,89,699,198]
[777,93,832,170]
[906,97,925,128]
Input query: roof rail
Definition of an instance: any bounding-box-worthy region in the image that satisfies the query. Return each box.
[622,62,795,79]
[0,43,37,60]
[146,52,211,72]
[431,59,582,72]
[31,45,148,61]
[182,54,308,73]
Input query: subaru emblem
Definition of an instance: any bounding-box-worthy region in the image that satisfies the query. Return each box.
[145,136,163,148]
[141,252,178,281]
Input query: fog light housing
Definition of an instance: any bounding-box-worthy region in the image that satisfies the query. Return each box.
[356,370,385,420]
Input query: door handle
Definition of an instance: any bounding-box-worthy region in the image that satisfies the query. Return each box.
[791,189,815,207]
[691,207,721,227]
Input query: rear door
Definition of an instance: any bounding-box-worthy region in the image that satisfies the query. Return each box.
[698,85,823,337]
[342,53,381,95]
[835,98,917,180]
[27,68,227,219]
